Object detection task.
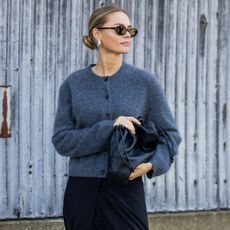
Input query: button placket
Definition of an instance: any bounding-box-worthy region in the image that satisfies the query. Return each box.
[104,77,111,119]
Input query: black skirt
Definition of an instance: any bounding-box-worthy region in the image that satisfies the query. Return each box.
[63,176,148,230]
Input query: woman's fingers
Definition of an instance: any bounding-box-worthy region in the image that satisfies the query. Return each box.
[128,163,153,180]
[125,120,136,134]
[113,116,139,134]
[126,116,141,125]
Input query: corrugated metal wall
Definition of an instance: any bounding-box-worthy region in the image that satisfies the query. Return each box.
[0,0,229,219]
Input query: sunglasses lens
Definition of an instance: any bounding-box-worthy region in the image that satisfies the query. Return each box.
[129,28,138,37]
[114,25,138,37]
[115,25,126,35]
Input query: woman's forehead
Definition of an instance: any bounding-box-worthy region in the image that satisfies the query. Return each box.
[105,12,131,26]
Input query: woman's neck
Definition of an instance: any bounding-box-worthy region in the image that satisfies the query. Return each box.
[92,53,123,77]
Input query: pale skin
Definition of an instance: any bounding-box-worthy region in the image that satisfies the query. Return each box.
[91,11,154,180]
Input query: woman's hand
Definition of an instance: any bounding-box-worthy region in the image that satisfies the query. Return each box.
[128,162,153,180]
[113,116,141,134]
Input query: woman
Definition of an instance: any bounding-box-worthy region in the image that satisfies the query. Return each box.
[52,5,181,230]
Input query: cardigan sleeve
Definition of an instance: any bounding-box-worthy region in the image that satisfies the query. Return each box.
[51,80,114,158]
[146,76,181,178]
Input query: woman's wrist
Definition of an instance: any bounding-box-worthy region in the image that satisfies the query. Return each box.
[147,162,154,172]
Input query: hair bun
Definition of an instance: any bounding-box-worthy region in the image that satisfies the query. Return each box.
[82,35,97,50]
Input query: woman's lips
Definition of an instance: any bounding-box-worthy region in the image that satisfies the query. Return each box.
[120,42,131,46]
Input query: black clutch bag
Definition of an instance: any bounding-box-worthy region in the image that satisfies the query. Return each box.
[107,117,160,184]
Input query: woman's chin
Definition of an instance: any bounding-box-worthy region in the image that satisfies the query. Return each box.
[116,48,130,54]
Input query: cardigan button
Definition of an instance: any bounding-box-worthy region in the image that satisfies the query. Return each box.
[105,95,109,100]
[100,170,105,176]
[104,77,108,81]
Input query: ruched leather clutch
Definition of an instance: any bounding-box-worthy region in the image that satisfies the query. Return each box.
[107,117,159,184]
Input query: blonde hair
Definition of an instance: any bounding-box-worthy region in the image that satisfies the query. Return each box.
[82,5,128,50]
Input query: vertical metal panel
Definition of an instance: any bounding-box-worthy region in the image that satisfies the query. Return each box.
[185,0,198,211]
[18,0,34,218]
[0,0,230,219]
[5,0,20,219]
[217,0,230,209]
[0,0,8,218]
[173,0,186,211]
[43,0,57,217]
[32,0,46,217]
[133,1,145,67]
[205,0,218,210]
[53,0,70,216]
[165,0,178,211]
[227,0,230,208]
[197,0,209,210]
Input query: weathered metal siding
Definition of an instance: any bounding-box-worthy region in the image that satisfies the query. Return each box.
[0,0,229,219]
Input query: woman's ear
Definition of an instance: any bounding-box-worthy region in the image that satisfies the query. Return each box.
[92,27,102,42]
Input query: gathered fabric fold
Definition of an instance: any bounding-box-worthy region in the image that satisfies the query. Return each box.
[107,118,162,184]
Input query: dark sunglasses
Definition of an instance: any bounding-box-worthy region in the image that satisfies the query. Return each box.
[97,25,138,37]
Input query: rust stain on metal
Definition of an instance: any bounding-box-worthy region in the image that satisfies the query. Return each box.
[0,85,12,138]
[199,14,208,57]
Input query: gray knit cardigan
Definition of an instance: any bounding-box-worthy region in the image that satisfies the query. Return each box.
[52,62,181,178]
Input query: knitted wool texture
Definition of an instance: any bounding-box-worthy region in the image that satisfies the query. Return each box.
[52,62,181,178]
